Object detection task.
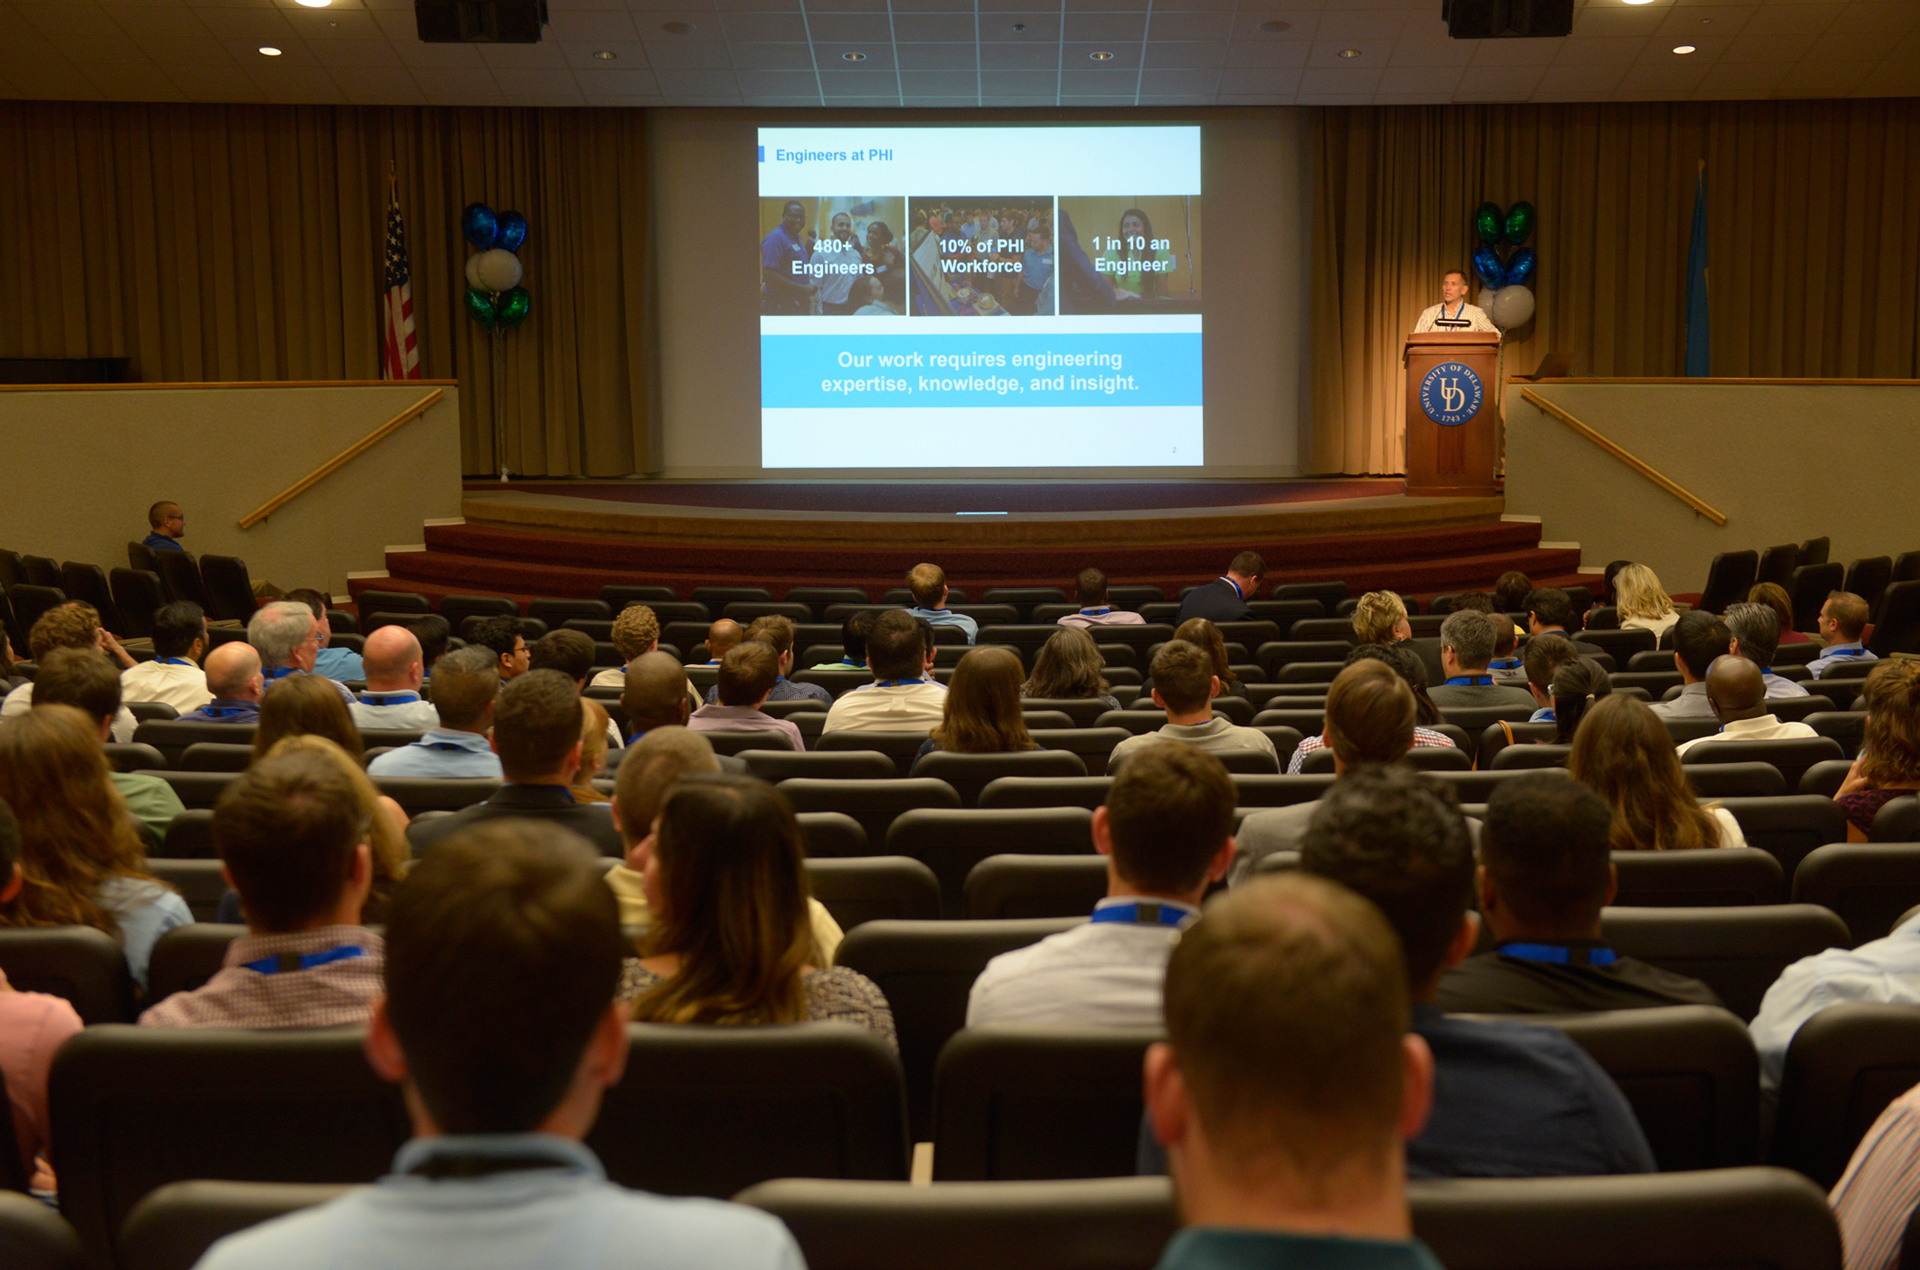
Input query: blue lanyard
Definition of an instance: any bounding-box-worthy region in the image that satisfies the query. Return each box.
[1500,943,1618,967]
[155,657,194,667]
[1219,578,1243,599]
[263,666,298,680]
[242,946,365,975]
[202,703,252,718]
[1488,657,1522,670]
[872,679,918,688]
[1080,608,1112,616]
[1090,901,1193,929]
[1444,675,1494,686]
[361,692,420,704]
[1824,646,1867,658]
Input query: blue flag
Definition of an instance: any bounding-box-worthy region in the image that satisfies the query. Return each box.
[1685,165,1710,377]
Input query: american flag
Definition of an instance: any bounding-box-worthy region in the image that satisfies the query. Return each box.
[381,192,420,380]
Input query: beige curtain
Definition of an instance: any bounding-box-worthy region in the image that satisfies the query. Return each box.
[1309,99,1920,475]
[0,102,656,477]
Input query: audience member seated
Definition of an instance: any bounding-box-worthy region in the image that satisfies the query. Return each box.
[1143,872,1443,1270]
[807,610,875,671]
[1437,773,1724,1013]
[0,603,140,740]
[1468,595,1527,680]
[1569,695,1747,851]
[968,743,1235,1027]
[120,600,213,713]
[254,735,409,923]
[913,646,1037,769]
[703,618,744,666]
[1750,907,1920,1093]
[142,500,187,553]
[1058,567,1144,628]
[1520,632,1579,724]
[1110,641,1277,772]
[1430,611,1535,711]
[1544,657,1611,744]
[623,776,895,1048]
[1021,627,1121,711]
[1352,591,1413,645]
[1830,1080,1920,1270]
[605,729,843,956]
[467,615,531,681]
[705,617,831,706]
[180,641,267,723]
[1172,618,1243,697]
[1750,583,1815,646]
[253,672,366,763]
[1812,591,1878,680]
[191,819,806,1270]
[1525,588,1604,657]
[532,629,626,749]
[1725,601,1813,697]
[0,706,192,990]
[622,651,696,742]
[574,701,614,805]
[0,800,82,1188]
[249,600,356,704]
[821,612,948,734]
[1675,654,1818,756]
[1651,610,1733,721]
[904,563,978,645]
[409,615,451,680]
[32,647,185,840]
[142,749,384,1028]
[1175,551,1263,625]
[1288,645,1456,775]
[1493,570,1533,617]
[286,589,364,682]
[366,647,504,779]
[590,605,661,689]
[1614,564,1679,640]
[1834,660,1920,842]
[689,644,807,752]
[407,670,622,857]
[348,626,441,732]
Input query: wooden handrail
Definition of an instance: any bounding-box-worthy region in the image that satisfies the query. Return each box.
[1519,388,1728,527]
[239,388,445,530]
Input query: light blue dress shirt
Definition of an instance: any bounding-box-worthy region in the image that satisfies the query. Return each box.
[906,606,978,644]
[365,729,505,779]
[1749,911,1920,1091]
[314,646,366,683]
[1809,642,1877,680]
[98,877,192,991]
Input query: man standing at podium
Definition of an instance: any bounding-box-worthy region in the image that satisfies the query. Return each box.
[1414,270,1499,335]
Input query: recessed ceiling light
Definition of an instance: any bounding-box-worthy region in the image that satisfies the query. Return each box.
[1672,43,1696,53]
[258,45,282,55]
[661,20,695,34]
[1257,19,1291,32]
[1089,50,1114,60]
[842,50,866,60]
[295,0,331,7]
[1338,47,1361,57]
[593,49,616,59]
[1011,22,1026,31]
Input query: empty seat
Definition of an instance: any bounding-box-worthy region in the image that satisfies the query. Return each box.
[1771,1003,1920,1189]
[979,776,1114,811]
[103,742,169,774]
[109,569,165,642]
[158,810,216,860]
[888,807,1095,917]
[1872,796,1920,843]
[912,751,1088,808]
[692,585,773,606]
[1018,698,1118,729]
[197,555,258,624]
[1028,727,1131,778]
[1601,905,1851,1021]
[702,729,796,756]
[1788,564,1846,633]
[145,771,237,812]
[59,561,123,634]
[796,811,868,860]
[777,779,961,853]
[964,855,1110,920]
[804,857,941,930]
[177,743,255,773]
[742,750,897,783]
[1299,745,1470,774]
[1488,743,1571,771]
[1716,795,1851,878]
[0,927,136,1024]
[145,924,245,1004]
[1699,551,1761,616]
[1792,843,1920,945]
[1800,759,1858,799]
[1759,544,1801,590]
[1846,557,1894,613]
[7,583,67,637]
[153,553,208,611]
[1686,763,1788,799]
[526,598,610,627]
[1611,848,1787,908]
[354,589,431,614]
[599,584,680,608]
[0,1190,84,1270]
[1868,581,1920,658]
[817,730,936,777]
[1767,695,1840,725]
[119,1180,347,1270]
[145,862,231,924]
[133,721,258,766]
[369,777,501,817]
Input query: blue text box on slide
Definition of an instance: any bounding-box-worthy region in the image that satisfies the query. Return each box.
[761,333,1203,410]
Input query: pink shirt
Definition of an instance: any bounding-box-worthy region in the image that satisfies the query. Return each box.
[687,703,807,753]
[0,967,83,1177]
[1057,609,1146,628]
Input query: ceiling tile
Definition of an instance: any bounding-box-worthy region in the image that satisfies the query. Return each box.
[1138,66,1221,92]
[1057,93,1137,101]
[1059,65,1137,90]
[1825,2,1920,34]
[805,12,897,41]
[193,7,297,39]
[980,68,1055,91]
[1550,34,1651,62]
[1223,39,1312,66]
[1802,28,1894,59]
[1230,12,1320,38]
[1389,38,1476,64]
[1145,40,1230,66]
[49,30,155,62]
[808,0,892,13]
[1653,5,1749,41]
[900,94,979,104]
[575,67,663,93]
[132,35,240,65]
[1854,43,1920,93]
[1469,38,1561,64]
[1573,6,1673,38]
[896,42,981,67]
[729,42,817,68]
[217,36,319,65]
[1720,29,1817,59]
[1065,12,1149,41]
[1293,90,1381,102]
[721,11,809,40]
[1307,38,1395,64]
[652,67,741,92]
[741,94,822,103]
[1137,93,1211,102]
[642,38,733,67]
[1313,8,1408,40]
[559,40,644,66]
[1371,90,1454,102]
[17,4,119,36]
[816,65,900,88]
[887,0,966,11]
[984,94,1062,103]
[980,40,1060,67]
[307,38,404,67]
[903,68,982,92]
[1451,62,1545,96]
[286,9,389,39]
[546,8,642,40]
[390,40,485,66]
[814,42,899,67]
[1689,59,1789,94]
[1148,11,1231,40]
[1531,61,1627,93]
[1636,33,1729,60]
[733,67,819,92]
[1216,91,1295,103]
[1299,64,1382,91]
[1217,65,1304,91]
[370,9,422,40]
[1617,56,1713,89]
[1377,63,1463,92]
[102,5,209,36]
[1062,40,1142,64]
[476,39,569,65]
[892,12,978,40]
[1770,58,1872,93]
[1738,3,1838,33]
[982,12,1061,38]
[1152,0,1240,12]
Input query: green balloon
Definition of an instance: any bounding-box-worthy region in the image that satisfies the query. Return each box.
[1504,201,1535,246]
[464,286,496,328]
[496,286,531,330]
[1475,201,1503,246]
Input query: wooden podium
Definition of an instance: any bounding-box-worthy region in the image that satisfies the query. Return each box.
[1404,332,1500,497]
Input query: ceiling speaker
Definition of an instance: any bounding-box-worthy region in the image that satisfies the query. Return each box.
[415,0,549,43]
[1442,0,1572,39]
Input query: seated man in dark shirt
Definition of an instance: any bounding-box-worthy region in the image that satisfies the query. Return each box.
[1174,551,1263,626]
[1525,588,1605,658]
[1437,773,1723,1014]
[143,500,187,553]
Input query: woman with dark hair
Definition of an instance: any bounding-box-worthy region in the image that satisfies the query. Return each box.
[1748,582,1815,645]
[1022,628,1119,710]
[0,706,191,988]
[1569,694,1745,851]
[1173,618,1240,696]
[915,646,1037,768]
[1493,571,1533,615]
[1836,660,1920,841]
[1099,207,1171,301]
[1549,656,1612,745]
[625,776,895,1046]
[253,673,364,763]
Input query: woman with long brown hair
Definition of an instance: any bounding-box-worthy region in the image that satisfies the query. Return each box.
[0,706,190,988]
[1022,627,1118,709]
[1141,617,1241,700]
[253,673,364,763]
[1568,694,1745,851]
[625,776,894,1045]
[1836,660,1920,841]
[915,645,1037,769]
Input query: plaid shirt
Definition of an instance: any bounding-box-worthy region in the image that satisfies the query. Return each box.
[138,926,384,1030]
[1286,727,1457,774]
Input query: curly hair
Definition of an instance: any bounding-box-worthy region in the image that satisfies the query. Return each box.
[1860,660,1920,789]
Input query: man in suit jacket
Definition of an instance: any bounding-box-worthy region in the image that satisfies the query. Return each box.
[1174,551,1264,625]
[407,669,622,857]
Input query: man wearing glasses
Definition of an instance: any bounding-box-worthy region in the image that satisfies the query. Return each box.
[144,501,187,553]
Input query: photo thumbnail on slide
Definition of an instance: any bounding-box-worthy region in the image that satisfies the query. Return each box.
[1056,197,1201,316]
[759,196,907,317]
[907,198,1055,317]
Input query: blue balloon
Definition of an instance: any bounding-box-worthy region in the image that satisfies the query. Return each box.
[1505,247,1537,288]
[497,211,528,253]
[461,203,499,250]
[1472,246,1506,290]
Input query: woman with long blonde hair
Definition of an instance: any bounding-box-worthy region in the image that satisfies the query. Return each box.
[1614,564,1678,639]
[1568,695,1745,851]
[573,699,613,805]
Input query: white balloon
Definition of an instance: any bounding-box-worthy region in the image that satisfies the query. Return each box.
[474,247,523,293]
[1490,284,1535,329]
[464,254,486,291]
[1479,286,1499,311]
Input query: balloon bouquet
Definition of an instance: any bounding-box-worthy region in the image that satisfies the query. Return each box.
[461,203,529,480]
[1470,202,1537,331]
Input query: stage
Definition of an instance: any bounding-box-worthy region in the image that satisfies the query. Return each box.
[350,477,1581,609]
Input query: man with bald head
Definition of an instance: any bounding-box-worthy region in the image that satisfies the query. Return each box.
[180,643,266,723]
[1676,654,1819,756]
[347,626,439,732]
[621,651,693,742]
[366,647,502,779]
[704,619,744,666]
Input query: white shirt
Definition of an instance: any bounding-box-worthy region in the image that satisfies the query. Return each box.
[348,695,442,733]
[588,667,705,714]
[1676,713,1818,756]
[821,682,949,734]
[1749,912,1920,1090]
[1109,718,1278,770]
[120,659,213,714]
[966,898,1197,1028]
[1,682,137,743]
[1414,301,1498,335]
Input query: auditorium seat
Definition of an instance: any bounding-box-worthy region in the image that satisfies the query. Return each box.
[1699,552,1761,616]
[1799,759,1857,799]
[153,554,209,611]
[887,807,1093,916]
[0,1190,83,1270]
[1611,848,1786,908]
[145,924,245,1003]
[120,1181,346,1270]
[365,776,500,818]
[103,742,168,774]
[1601,905,1850,1022]
[979,588,1068,621]
[355,589,431,616]
[692,585,773,607]
[158,810,215,859]
[1017,709,1077,732]
[1093,709,1171,737]
[1581,629,1657,662]
[913,751,1088,808]
[59,561,125,633]
[50,1027,410,1266]
[133,721,258,766]
[1298,745,1470,774]
[7,584,68,637]
[145,862,230,924]
[805,857,941,930]
[796,811,868,860]
[1231,774,1338,808]
[1255,640,1354,679]
[144,771,236,812]
[1208,748,1284,774]
[1717,796,1850,878]
[1845,557,1893,613]
[1686,738,1846,797]
[702,729,796,756]
[1016,698,1116,729]
[784,587,870,620]
[932,1026,1160,1180]
[1805,711,1867,756]
[1611,671,1684,698]
[526,597,610,627]
[588,1022,909,1198]
[1872,796,1920,843]
[1792,844,1920,945]
[109,569,165,642]
[196,556,259,624]
[1765,695,1839,725]
[1684,763,1788,799]
[835,917,1079,1138]
[0,927,135,1024]
[978,776,1113,811]
[599,584,680,609]
[742,749,896,782]
[1868,581,1920,657]
[1788,564,1846,634]
[1772,1003,1920,1188]
[1278,661,1346,686]
[963,854,1109,920]
[1488,743,1571,771]
[816,730,933,776]
[778,779,961,852]
[1028,727,1131,777]
[1759,544,1801,591]
[176,743,255,773]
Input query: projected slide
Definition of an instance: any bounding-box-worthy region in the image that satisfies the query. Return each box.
[757,126,1202,470]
